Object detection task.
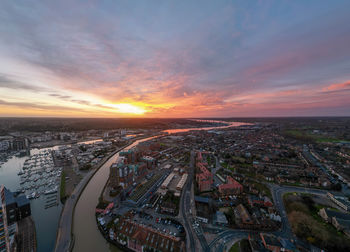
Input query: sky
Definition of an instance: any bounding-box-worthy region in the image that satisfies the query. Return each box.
[0,0,350,118]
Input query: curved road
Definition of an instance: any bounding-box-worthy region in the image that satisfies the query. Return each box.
[208,184,330,251]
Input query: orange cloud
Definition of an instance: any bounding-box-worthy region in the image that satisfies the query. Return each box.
[323,80,350,91]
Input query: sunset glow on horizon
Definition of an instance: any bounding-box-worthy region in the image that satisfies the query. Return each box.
[0,0,350,118]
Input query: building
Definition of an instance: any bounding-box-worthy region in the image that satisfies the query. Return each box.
[176,173,188,191]
[0,185,35,252]
[109,157,147,190]
[327,192,350,211]
[260,233,282,252]
[160,202,176,215]
[0,137,29,153]
[161,173,175,190]
[0,206,6,252]
[218,176,243,195]
[195,156,213,192]
[258,233,296,252]
[112,215,185,252]
[140,156,156,169]
[110,157,128,189]
[213,211,228,226]
[319,208,350,237]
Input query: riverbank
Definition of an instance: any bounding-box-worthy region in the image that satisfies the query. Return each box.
[54,144,129,252]
[54,134,157,252]
[30,137,102,149]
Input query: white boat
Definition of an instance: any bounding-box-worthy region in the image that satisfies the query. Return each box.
[44,186,58,195]
[26,192,37,200]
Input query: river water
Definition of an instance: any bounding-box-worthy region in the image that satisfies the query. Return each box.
[72,121,248,252]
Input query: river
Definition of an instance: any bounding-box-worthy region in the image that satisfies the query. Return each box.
[72,121,248,252]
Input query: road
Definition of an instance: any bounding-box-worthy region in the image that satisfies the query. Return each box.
[179,151,196,252]
[208,183,330,251]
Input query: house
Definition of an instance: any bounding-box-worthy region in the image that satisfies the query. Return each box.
[218,176,243,195]
[264,196,273,207]
[248,195,264,207]
[115,216,185,252]
[260,233,282,252]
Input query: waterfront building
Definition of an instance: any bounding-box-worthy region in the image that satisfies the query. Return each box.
[0,185,35,252]
[0,206,6,252]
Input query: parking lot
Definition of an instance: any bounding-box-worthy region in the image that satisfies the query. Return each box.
[132,211,184,237]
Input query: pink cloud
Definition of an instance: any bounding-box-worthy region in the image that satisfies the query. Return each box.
[323,80,350,91]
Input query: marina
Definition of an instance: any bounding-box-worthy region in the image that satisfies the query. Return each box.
[0,138,103,252]
[17,150,61,201]
[0,147,63,252]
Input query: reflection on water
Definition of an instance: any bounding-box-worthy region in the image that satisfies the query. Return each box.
[162,121,249,134]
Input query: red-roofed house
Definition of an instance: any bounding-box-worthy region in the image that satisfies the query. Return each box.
[196,152,213,192]
[218,176,243,195]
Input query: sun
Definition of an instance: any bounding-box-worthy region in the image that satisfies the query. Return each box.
[107,103,146,115]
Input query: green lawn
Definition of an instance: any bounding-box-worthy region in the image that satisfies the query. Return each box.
[229,242,240,252]
[285,129,342,143]
[251,181,271,197]
[60,170,66,204]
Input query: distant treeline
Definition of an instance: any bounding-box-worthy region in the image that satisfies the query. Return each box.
[0,117,214,133]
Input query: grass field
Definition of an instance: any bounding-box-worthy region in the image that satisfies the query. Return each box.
[60,170,66,204]
[229,242,239,252]
[285,129,342,143]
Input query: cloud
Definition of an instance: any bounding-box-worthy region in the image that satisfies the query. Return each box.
[0,99,85,112]
[322,81,350,92]
[0,75,48,92]
[0,1,350,117]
